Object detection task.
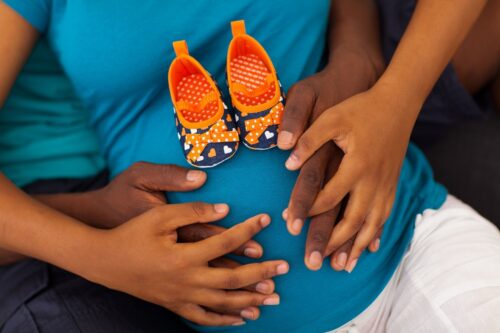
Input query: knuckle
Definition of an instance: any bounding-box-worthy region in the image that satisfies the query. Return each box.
[261,265,276,280]
[223,274,241,289]
[298,136,314,153]
[310,231,328,245]
[190,201,208,218]
[219,237,236,253]
[302,169,322,188]
[345,216,364,231]
[128,161,149,181]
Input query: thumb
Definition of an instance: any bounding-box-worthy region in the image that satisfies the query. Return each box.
[277,82,316,150]
[129,162,207,192]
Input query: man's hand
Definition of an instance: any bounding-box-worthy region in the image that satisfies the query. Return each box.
[87,203,289,326]
[284,83,416,273]
[277,47,384,271]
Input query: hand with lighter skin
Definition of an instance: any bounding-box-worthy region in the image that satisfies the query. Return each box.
[280,0,489,272]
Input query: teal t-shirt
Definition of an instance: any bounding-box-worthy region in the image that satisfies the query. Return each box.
[5,1,447,331]
[0,39,105,187]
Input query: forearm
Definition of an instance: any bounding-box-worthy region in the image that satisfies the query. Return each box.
[377,0,488,119]
[329,0,385,76]
[35,192,110,229]
[0,174,102,277]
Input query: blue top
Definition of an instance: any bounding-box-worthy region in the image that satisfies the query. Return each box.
[0,39,105,187]
[4,1,447,331]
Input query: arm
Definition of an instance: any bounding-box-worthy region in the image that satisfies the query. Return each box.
[286,0,488,272]
[277,0,385,271]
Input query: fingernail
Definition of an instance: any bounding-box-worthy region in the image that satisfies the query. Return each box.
[214,204,228,213]
[282,208,289,221]
[263,294,280,305]
[259,215,271,227]
[276,263,289,275]
[345,259,358,273]
[240,309,255,320]
[186,170,205,182]
[371,238,381,252]
[309,251,323,269]
[232,321,246,326]
[278,131,294,148]
[285,152,300,170]
[243,248,260,258]
[336,252,348,268]
[291,219,303,234]
[256,282,271,294]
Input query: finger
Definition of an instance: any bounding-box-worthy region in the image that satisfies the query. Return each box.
[160,202,229,230]
[177,303,245,327]
[304,206,341,271]
[346,207,386,272]
[207,306,261,321]
[286,145,330,236]
[196,260,288,290]
[189,214,271,261]
[324,187,372,253]
[309,156,361,216]
[209,258,275,294]
[194,289,281,310]
[129,161,207,192]
[278,82,316,150]
[329,238,354,271]
[369,228,383,253]
[284,111,342,171]
[178,224,263,258]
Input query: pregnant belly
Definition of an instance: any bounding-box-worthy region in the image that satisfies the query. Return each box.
[168,147,401,332]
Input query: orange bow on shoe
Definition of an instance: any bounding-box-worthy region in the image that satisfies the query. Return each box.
[185,120,239,162]
[244,103,284,145]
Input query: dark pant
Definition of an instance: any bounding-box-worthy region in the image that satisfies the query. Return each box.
[0,172,193,333]
[423,115,500,228]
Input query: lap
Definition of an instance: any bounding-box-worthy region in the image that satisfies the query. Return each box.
[0,260,194,333]
[387,195,500,332]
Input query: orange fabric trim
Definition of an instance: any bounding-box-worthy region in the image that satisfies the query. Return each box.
[231,20,246,37]
[226,23,281,114]
[168,41,223,129]
[173,40,189,57]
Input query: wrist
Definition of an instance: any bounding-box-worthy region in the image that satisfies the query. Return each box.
[328,43,385,87]
[369,79,422,131]
[327,42,386,85]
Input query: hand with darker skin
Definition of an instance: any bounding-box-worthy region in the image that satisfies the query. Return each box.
[37,162,263,259]
[278,47,385,272]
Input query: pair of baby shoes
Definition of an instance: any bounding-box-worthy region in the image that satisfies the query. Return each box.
[168,20,286,168]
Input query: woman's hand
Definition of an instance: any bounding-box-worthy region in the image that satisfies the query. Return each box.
[37,162,265,260]
[284,83,420,272]
[86,202,289,326]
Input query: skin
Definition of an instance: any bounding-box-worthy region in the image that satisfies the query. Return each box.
[280,0,499,273]
[278,0,386,271]
[1,0,498,325]
[0,3,290,325]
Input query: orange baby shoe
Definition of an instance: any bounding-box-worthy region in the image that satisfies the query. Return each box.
[226,20,286,150]
[168,40,239,168]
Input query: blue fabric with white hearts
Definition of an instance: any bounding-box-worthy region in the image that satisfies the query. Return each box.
[233,82,286,150]
[4,0,447,331]
[174,105,239,168]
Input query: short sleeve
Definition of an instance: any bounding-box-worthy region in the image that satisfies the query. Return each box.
[3,0,51,32]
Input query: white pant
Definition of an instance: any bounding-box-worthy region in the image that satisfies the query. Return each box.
[330,195,500,333]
